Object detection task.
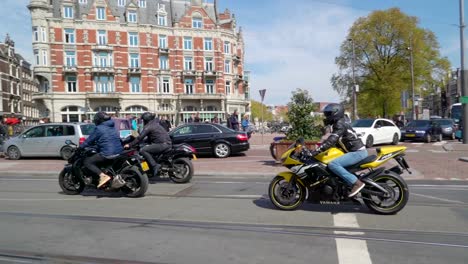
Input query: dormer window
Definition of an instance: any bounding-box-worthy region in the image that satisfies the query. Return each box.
[138,0,146,8]
[63,6,73,19]
[158,15,167,26]
[118,0,126,7]
[79,0,87,4]
[96,7,106,20]
[192,17,203,29]
[128,11,137,23]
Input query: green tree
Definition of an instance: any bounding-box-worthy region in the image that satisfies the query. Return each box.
[250,100,273,122]
[332,8,450,118]
[286,88,322,140]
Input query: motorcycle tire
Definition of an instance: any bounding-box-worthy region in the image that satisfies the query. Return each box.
[269,175,306,211]
[169,158,194,184]
[58,168,85,195]
[120,166,149,198]
[362,172,409,215]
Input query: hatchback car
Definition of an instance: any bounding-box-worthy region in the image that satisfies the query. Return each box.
[431,118,457,140]
[4,123,95,160]
[400,120,443,143]
[170,123,250,158]
[351,118,401,148]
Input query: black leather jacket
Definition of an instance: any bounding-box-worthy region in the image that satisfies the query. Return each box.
[130,119,172,147]
[317,118,365,153]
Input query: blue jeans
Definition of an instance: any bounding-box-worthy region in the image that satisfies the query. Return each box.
[328,150,368,186]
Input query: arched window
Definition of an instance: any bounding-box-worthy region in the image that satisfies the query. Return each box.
[125,105,148,112]
[61,105,84,123]
[206,105,217,111]
[95,106,114,112]
[159,103,172,111]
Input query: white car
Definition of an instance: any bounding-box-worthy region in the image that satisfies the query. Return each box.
[351,118,401,148]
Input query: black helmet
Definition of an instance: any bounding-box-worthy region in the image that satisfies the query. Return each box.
[323,103,345,126]
[93,111,111,125]
[141,112,155,125]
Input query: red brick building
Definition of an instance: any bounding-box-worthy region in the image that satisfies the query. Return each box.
[29,0,250,124]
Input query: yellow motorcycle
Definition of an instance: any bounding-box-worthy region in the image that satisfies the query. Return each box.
[269,138,410,214]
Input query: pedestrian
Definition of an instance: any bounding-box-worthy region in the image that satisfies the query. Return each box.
[241,114,249,132]
[194,112,200,123]
[159,116,172,132]
[229,110,240,131]
[188,113,194,123]
[211,114,219,124]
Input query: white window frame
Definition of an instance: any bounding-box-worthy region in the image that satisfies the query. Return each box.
[225,81,231,95]
[224,41,231,54]
[138,0,147,8]
[130,76,141,93]
[162,78,170,94]
[159,35,167,48]
[224,60,231,73]
[34,49,40,65]
[206,80,214,94]
[96,7,106,20]
[205,57,213,72]
[42,50,48,66]
[129,53,140,68]
[118,0,126,7]
[128,11,137,23]
[40,27,47,42]
[183,37,192,50]
[184,57,193,71]
[65,51,76,66]
[159,55,168,70]
[129,32,139,47]
[158,15,167,26]
[94,76,115,93]
[192,17,203,28]
[93,52,113,67]
[66,75,77,93]
[63,6,73,19]
[185,80,194,94]
[98,30,107,45]
[204,38,212,51]
[33,27,39,42]
[64,29,75,44]
[79,0,87,4]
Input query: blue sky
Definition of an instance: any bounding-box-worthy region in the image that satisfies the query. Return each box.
[0,0,465,105]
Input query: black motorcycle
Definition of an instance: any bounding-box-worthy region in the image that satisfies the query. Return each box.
[58,140,149,198]
[137,143,196,184]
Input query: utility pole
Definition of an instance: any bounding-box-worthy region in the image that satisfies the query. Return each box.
[408,40,416,121]
[348,38,358,120]
[460,0,468,144]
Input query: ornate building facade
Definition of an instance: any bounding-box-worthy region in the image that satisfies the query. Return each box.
[29,0,250,124]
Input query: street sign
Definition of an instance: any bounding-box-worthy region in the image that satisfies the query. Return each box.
[461,96,468,104]
[259,89,266,102]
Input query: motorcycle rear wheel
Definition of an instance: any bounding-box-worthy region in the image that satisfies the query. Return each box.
[169,158,193,184]
[362,173,409,215]
[269,176,306,211]
[120,166,148,198]
[58,168,85,195]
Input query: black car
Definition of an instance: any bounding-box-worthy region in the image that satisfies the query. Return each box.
[431,118,457,140]
[170,123,250,158]
[400,120,443,143]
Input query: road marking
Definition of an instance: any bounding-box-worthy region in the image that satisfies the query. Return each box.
[0,257,32,263]
[429,150,446,153]
[333,214,372,264]
[432,141,447,146]
[450,178,462,181]
[411,143,424,145]
[405,149,420,153]
[211,194,262,198]
[412,193,465,204]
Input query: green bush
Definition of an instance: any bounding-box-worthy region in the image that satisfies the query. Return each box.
[286,88,323,141]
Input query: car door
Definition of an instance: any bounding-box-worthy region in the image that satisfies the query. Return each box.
[192,124,222,152]
[382,120,398,143]
[171,124,196,147]
[372,120,386,144]
[19,126,46,156]
[45,125,76,156]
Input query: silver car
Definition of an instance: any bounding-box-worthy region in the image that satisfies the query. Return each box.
[3,123,95,160]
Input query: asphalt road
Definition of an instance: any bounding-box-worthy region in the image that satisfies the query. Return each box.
[0,173,467,264]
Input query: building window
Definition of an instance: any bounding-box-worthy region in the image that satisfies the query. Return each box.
[129,53,139,68]
[96,7,106,20]
[63,6,73,19]
[183,37,192,50]
[94,76,114,93]
[33,27,39,42]
[205,57,213,72]
[225,81,231,94]
[160,55,168,70]
[158,15,167,26]
[159,35,167,48]
[224,41,230,54]
[64,29,75,44]
[95,106,114,112]
[93,51,113,67]
[98,30,107,45]
[162,78,170,93]
[138,0,146,8]
[66,76,77,93]
[192,17,203,28]
[206,80,214,94]
[128,11,137,23]
[130,76,141,93]
[185,79,194,94]
[129,32,138,46]
[42,50,48,66]
[41,27,47,42]
[184,57,193,71]
[204,38,212,51]
[224,60,231,73]
[34,49,40,65]
[118,0,126,7]
[126,105,148,112]
[65,51,76,66]
[79,0,87,4]
[61,106,83,123]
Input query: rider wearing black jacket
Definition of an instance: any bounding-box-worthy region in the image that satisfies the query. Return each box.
[125,112,172,178]
[310,104,367,197]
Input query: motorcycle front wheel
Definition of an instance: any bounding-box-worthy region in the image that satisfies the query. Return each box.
[269,176,306,211]
[169,158,193,184]
[362,172,409,215]
[120,166,149,198]
[58,168,85,195]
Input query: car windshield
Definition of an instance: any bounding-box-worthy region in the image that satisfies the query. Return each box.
[433,119,452,126]
[406,120,430,127]
[352,119,375,127]
[80,124,96,135]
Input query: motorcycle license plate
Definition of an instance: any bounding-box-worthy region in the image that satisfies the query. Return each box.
[406,134,415,137]
[192,154,198,161]
[141,161,150,172]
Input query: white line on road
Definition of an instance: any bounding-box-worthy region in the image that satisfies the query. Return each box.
[333,213,372,264]
[412,193,465,204]
[211,194,262,199]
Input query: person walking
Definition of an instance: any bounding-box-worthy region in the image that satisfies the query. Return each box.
[229,110,240,131]
[241,114,250,132]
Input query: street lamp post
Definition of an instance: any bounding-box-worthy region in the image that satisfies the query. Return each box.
[348,38,358,120]
[460,0,468,144]
[408,41,416,121]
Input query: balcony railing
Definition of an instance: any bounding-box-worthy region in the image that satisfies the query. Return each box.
[159,48,169,54]
[92,45,113,51]
[128,67,141,75]
[91,67,114,74]
[183,70,198,77]
[202,71,219,78]
[62,65,78,73]
[86,92,121,99]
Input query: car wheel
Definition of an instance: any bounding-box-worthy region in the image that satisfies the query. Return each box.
[391,133,399,145]
[214,143,231,158]
[7,146,21,160]
[425,134,431,143]
[60,146,74,160]
[365,135,374,148]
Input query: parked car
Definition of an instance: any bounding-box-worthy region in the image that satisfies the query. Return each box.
[352,118,401,148]
[170,123,250,158]
[3,123,95,160]
[400,120,443,143]
[431,118,457,140]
